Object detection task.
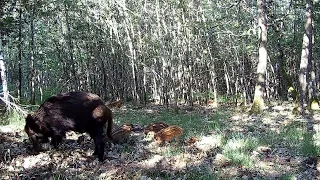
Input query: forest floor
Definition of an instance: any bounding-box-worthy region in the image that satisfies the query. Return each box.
[1,102,320,179]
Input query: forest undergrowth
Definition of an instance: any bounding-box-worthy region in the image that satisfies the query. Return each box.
[1,102,320,179]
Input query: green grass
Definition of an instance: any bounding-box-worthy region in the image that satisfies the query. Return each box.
[222,135,260,168]
[225,151,253,167]
[255,120,314,156]
[307,124,320,156]
[301,132,319,156]
[113,109,154,125]
[183,167,217,180]
[140,166,216,180]
[278,174,297,180]
[42,171,94,180]
[277,121,319,156]
[160,144,185,157]
[115,107,264,169]
[2,103,320,179]
[0,110,25,128]
[115,107,265,169]
[114,108,230,142]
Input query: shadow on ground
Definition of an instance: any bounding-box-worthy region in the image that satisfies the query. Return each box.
[0,104,320,179]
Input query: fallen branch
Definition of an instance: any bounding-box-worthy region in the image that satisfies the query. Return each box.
[0,92,28,116]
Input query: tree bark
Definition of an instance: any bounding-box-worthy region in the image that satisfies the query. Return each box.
[29,2,36,105]
[305,0,317,110]
[18,5,22,100]
[251,0,268,114]
[298,0,313,113]
[125,22,139,103]
[0,39,9,103]
[64,3,77,91]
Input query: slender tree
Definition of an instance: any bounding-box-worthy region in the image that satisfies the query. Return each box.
[29,0,36,105]
[18,4,22,100]
[0,40,9,102]
[251,0,268,114]
[298,0,313,113]
[304,0,318,110]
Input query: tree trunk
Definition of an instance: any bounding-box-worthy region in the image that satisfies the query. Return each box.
[143,60,147,106]
[161,57,168,107]
[18,6,22,100]
[125,22,139,103]
[250,0,268,114]
[224,62,230,96]
[37,72,43,102]
[29,3,36,105]
[64,3,77,91]
[270,1,288,100]
[305,0,317,110]
[101,60,107,99]
[188,64,194,107]
[298,0,313,113]
[0,39,9,103]
[275,33,288,100]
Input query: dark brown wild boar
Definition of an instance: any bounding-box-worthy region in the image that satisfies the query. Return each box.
[24,92,113,161]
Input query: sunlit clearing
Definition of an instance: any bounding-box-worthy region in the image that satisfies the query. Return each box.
[145,109,157,114]
[262,117,273,124]
[225,151,253,167]
[271,110,289,117]
[272,105,285,111]
[195,135,223,152]
[22,153,51,169]
[230,115,242,121]
[99,168,119,179]
[140,155,163,168]
[224,138,246,151]
[224,136,259,153]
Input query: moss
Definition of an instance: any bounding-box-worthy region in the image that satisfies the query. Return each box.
[287,87,298,100]
[310,98,320,110]
[250,96,264,114]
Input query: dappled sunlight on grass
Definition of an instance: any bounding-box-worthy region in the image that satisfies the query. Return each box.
[301,132,318,156]
[222,136,260,168]
[2,102,320,179]
[313,124,320,150]
[225,151,253,167]
[140,154,164,168]
[0,110,25,129]
[262,117,274,124]
[98,168,119,179]
[230,114,242,121]
[224,138,247,151]
[195,135,223,152]
[114,103,320,178]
